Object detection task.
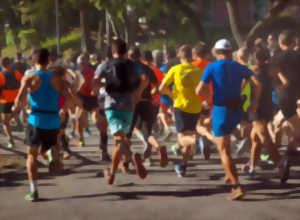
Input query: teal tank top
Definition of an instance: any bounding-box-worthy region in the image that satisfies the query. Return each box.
[28,70,60,129]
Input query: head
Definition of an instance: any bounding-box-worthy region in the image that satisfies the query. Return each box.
[253,46,270,65]
[177,44,192,62]
[212,39,232,60]
[70,52,79,65]
[49,49,58,64]
[152,50,164,68]
[32,48,50,67]
[143,50,153,63]
[267,33,277,46]
[77,53,89,67]
[15,52,23,62]
[192,42,210,60]
[278,30,295,51]
[1,57,11,69]
[49,65,67,79]
[128,46,141,61]
[111,38,127,58]
[236,47,249,64]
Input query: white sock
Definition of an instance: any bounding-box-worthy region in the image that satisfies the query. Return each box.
[29,180,37,193]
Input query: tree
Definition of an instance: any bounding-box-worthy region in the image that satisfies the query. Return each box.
[226,0,293,49]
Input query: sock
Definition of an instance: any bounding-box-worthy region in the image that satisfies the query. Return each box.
[100,134,108,151]
[29,180,37,193]
[47,149,53,162]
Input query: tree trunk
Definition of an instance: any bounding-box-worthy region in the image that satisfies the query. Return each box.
[244,0,291,49]
[226,0,245,47]
[80,8,89,53]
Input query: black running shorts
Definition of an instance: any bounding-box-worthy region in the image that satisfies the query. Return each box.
[0,102,13,114]
[25,124,59,150]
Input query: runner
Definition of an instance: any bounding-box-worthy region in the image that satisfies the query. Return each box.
[160,44,203,177]
[127,48,168,167]
[195,39,261,200]
[241,46,282,176]
[0,57,23,147]
[93,38,147,184]
[76,53,111,161]
[192,42,214,159]
[11,48,80,201]
[271,30,300,183]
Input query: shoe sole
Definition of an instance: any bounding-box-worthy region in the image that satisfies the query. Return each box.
[133,153,147,179]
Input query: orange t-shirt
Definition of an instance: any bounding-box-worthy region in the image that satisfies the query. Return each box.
[192,59,213,105]
[0,68,22,103]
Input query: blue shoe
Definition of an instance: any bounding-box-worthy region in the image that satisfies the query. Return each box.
[83,129,91,138]
[174,163,186,178]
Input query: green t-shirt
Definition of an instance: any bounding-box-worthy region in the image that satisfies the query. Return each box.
[241,63,251,112]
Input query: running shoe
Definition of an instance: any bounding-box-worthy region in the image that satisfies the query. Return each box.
[228,188,245,201]
[101,151,111,162]
[7,140,15,148]
[171,144,181,156]
[83,129,91,138]
[278,158,290,184]
[241,163,255,176]
[133,153,147,179]
[104,168,115,185]
[158,145,169,168]
[260,153,270,162]
[174,163,186,178]
[24,191,39,202]
[76,140,85,147]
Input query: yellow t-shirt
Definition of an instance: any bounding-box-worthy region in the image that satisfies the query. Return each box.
[163,62,203,114]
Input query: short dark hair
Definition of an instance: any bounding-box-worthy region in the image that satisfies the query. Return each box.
[70,52,79,64]
[1,57,11,68]
[143,50,153,62]
[32,48,50,66]
[193,42,209,58]
[253,46,270,64]
[128,46,141,60]
[167,48,176,59]
[16,52,22,61]
[178,44,192,60]
[279,30,295,47]
[111,38,127,56]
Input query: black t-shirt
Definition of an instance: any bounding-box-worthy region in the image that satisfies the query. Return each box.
[134,61,158,101]
[272,50,300,92]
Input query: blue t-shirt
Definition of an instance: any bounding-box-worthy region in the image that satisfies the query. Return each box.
[202,59,253,105]
[160,64,173,106]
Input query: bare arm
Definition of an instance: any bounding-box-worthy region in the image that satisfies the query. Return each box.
[13,74,33,114]
[248,75,262,113]
[195,81,210,100]
[133,73,149,103]
[159,82,173,99]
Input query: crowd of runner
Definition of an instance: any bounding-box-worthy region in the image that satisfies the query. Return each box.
[1,29,300,202]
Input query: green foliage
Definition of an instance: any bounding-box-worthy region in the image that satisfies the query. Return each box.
[5,29,16,46]
[18,28,40,50]
[42,30,81,51]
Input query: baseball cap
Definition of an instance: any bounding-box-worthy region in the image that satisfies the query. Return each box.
[214,39,232,50]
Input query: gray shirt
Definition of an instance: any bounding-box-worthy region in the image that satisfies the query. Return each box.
[95,59,141,112]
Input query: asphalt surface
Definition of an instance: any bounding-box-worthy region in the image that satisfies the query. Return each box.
[1,125,300,220]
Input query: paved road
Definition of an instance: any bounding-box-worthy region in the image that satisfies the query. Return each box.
[1,126,300,220]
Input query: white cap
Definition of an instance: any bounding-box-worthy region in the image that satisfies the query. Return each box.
[214,39,232,50]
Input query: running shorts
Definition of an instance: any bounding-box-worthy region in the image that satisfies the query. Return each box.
[212,105,242,137]
[78,94,99,112]
[0,102,13,114]
[174,108,200,133]
[25,124,59,150]
[105,110,133,135]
